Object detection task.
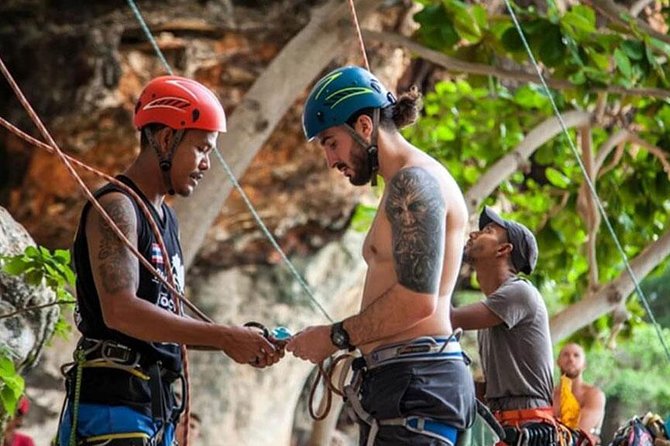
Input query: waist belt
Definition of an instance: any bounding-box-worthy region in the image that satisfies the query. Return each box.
[344,335,467,446]
[73,338,185,425]
[364,336,465,370]
[494,407,555,425]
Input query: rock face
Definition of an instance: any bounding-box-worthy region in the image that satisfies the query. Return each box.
[0,206,58,400]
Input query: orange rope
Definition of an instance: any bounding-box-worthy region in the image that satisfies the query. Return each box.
[347,0,370,71]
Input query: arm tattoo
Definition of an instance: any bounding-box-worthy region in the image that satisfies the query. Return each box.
[96,198,137,294]
[384,167,446,294]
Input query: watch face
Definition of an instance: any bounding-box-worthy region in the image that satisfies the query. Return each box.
[333,332,345,345]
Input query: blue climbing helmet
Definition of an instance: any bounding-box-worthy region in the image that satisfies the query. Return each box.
[302,66,396,141]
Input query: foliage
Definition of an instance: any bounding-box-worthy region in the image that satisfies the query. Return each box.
[0,351,24,417]
[581,325,670,418]
[413,0,670,92]
[0,245,76,415]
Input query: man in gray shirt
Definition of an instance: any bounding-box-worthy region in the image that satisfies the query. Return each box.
[452,207,554,428]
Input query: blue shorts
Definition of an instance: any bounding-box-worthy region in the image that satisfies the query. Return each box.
[58,403,175,446]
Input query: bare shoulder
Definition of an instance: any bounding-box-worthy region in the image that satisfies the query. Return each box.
[584,384,606,402]
[397,160,467,224]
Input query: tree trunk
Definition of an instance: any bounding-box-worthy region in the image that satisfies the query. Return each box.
[464,111,593,212]
[550,228,670,342]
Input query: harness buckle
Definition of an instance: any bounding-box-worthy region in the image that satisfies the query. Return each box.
[100,341,140,367]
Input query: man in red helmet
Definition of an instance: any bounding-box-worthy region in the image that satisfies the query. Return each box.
[57,76,280,446]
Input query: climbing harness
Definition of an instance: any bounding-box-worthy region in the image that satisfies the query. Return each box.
[493,406,593,446]
[340,335,467,446]
[57,338,185,446]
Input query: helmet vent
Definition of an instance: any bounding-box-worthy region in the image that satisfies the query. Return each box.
[324,87,372,108]
[145,97,190,110]
[192,108,200,122]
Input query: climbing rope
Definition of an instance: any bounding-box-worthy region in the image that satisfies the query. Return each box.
[347,0,371,71]
[502,0,670,363]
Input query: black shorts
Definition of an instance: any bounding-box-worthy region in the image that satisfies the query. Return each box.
[358,358,477,445]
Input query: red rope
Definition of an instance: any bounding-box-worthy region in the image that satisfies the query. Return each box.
[347,0,370,71]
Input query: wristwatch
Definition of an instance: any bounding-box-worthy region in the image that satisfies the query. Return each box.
[330,321,355,351]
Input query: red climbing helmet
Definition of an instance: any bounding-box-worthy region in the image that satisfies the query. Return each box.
[133,75,227,132]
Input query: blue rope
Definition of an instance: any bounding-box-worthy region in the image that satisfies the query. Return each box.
[502,0,670,362]
[125,0,333,323]
[125,0,173,75]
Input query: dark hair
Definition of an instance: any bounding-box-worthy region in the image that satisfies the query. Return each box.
[139,123,169,150]
[347,86,423,131]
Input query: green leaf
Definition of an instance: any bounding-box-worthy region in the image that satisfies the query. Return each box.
[445,0,482,43]
[538,24,566,67]
[621,39,645,61]
[351,204,378,232]
[0,353,24,415]
[545,167,571,188]
[24,269,44,286]
[2,257,29,276]
[54,249,71,264]
[614,48,633,79]
[24,246,39,257]
[501,26,524,52]
[560,5,596,40]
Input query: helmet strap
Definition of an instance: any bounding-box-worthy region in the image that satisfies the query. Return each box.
[144,127,185,196]
[345,108,381,186]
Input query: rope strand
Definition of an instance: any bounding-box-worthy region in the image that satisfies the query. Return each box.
[347,0,370,71]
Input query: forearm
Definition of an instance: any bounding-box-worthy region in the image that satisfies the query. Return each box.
[103,294,232,349]
[343,283,436,347]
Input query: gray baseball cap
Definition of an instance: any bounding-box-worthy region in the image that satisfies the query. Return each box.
[479,207,538,274]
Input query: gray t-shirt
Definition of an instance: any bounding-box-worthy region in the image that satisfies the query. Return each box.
[477,277,554,411]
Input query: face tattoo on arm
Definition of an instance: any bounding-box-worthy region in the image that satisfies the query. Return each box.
[384,167,446,294]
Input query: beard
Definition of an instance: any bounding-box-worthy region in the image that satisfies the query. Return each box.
[462,246,473,264]
[348,141,374,186]
[561,369,580,379]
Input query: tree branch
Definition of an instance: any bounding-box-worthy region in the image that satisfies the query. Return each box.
[550,227,670,342]
[630,0,654,17]
[0,300,75,320]
[577,126,600,290]
[628,132,670,179]
[594,129,629,173]
[583,0,670,46]
[362,30,670,100]
[464,111,593,212]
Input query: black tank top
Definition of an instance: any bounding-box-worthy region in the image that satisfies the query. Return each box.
[73,175,183,373]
